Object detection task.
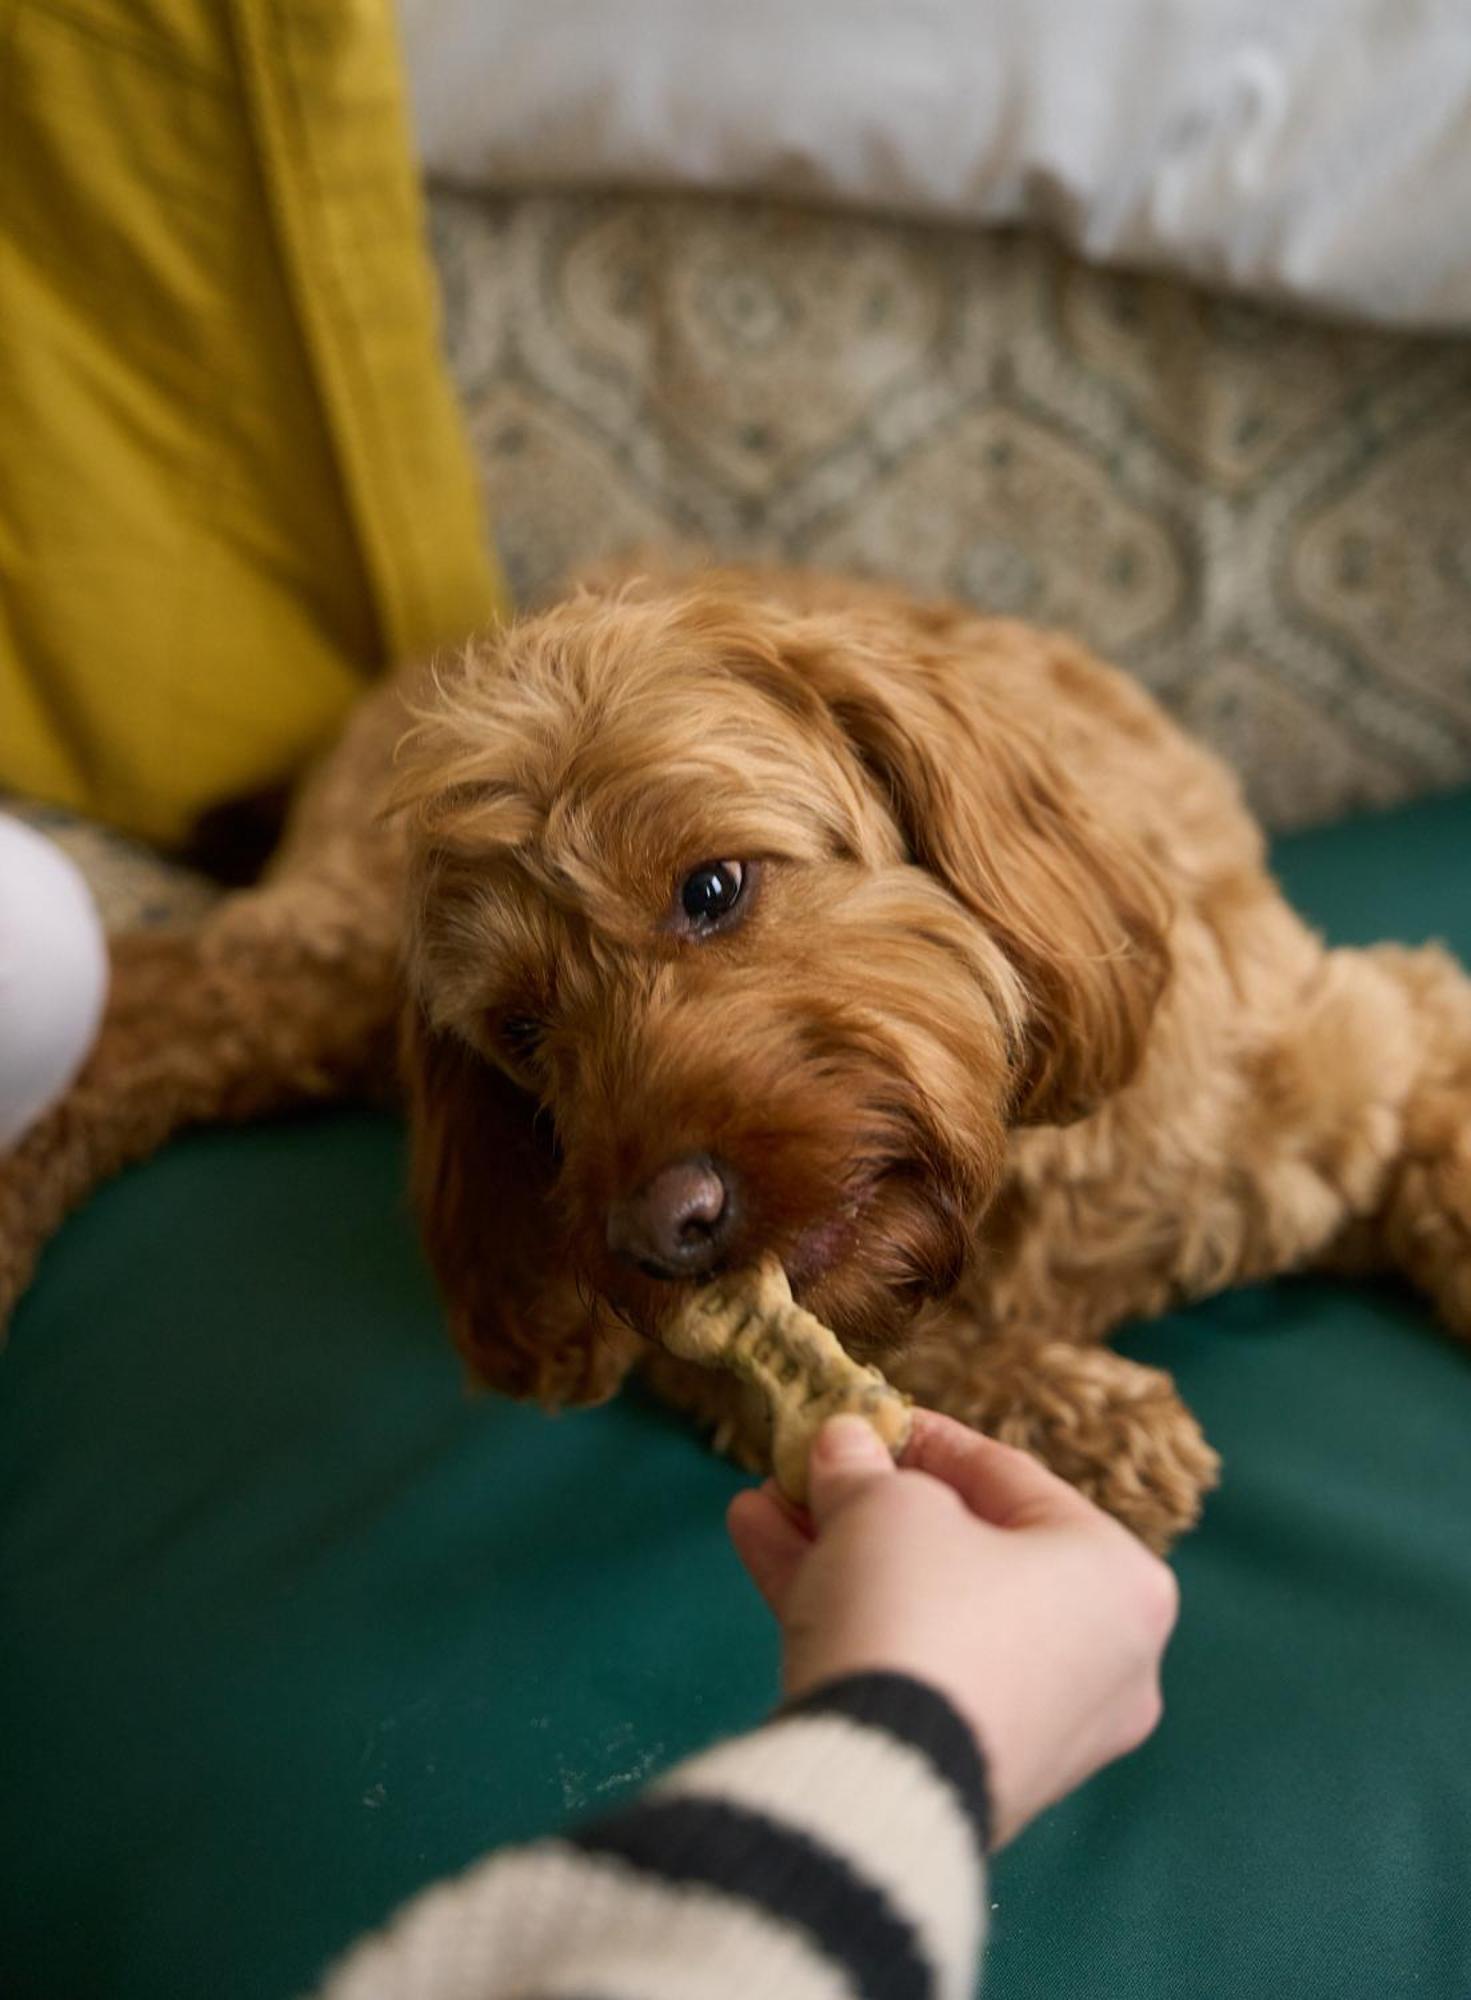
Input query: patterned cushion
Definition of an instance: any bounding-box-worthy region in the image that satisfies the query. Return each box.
[432,188,1471,830]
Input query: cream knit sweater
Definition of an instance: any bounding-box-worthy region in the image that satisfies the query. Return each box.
[318,1673,992,2000]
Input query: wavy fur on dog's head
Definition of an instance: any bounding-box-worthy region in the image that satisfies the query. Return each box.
[394,574,1171,1401]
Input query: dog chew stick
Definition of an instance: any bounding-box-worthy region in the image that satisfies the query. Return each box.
[661,1256,913,1505]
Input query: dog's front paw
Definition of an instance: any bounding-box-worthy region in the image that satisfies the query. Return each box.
[988,1344,1220,1553]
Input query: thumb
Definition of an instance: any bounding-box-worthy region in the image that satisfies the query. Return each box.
[807,1414,896,1527]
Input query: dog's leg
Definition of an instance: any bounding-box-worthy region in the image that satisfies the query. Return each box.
[641,1325,1216,1551]
[1210,939,1471,1332]
[0,877,400,1335]
[1325,944,1471,1334]
[0,678,415,1336]
[887,1328,1219,1553]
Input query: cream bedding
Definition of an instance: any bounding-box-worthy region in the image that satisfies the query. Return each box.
[401,0,1471,329]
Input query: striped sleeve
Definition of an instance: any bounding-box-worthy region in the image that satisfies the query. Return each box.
[315,1673,992,2000]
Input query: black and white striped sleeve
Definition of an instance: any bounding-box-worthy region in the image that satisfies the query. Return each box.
[316,1672,992,2000]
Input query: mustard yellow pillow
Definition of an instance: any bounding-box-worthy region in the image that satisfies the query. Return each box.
[0,0,504,847]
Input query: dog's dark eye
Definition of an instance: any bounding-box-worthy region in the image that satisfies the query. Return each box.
[680,861,746,928]
[498,1013,543,1069]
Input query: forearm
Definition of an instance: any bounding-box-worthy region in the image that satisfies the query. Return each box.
[317,1671,991,2000]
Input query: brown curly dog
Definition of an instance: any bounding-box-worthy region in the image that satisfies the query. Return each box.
[6,565,1470,1549]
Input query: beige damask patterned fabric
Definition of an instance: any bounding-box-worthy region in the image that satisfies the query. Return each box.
[431,187,1471,832]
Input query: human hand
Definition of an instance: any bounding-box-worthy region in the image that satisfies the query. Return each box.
[726,1408,1179,1848]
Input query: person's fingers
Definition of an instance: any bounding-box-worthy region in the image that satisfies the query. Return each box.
[726,1488,808,1613]
[759,1477,815,1538]
[902,1408,1101,1531]
[806,1414,898,1527]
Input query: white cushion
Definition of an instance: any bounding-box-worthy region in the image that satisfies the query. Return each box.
[399,0,1471,328]
[0,817,107,1151]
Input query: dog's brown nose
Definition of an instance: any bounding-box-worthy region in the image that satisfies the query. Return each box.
[607,1154,736,1280]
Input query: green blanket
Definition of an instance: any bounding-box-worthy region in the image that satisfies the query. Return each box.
[3,790,1470,1999]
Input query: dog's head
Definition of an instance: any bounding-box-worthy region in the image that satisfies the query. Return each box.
[395,579,1170,1399]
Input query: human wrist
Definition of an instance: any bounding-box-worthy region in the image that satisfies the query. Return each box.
[779,1669,994,1854]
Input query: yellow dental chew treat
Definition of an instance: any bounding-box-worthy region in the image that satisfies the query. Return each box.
[663,1256,914,1504]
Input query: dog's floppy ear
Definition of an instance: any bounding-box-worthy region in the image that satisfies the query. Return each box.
[401,1006,638,1404]
[782,621,1171,1125]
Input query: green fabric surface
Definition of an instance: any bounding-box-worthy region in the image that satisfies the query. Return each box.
[3,788,1470,1999]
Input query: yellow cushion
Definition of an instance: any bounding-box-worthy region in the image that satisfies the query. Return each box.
[0,0,505,847]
